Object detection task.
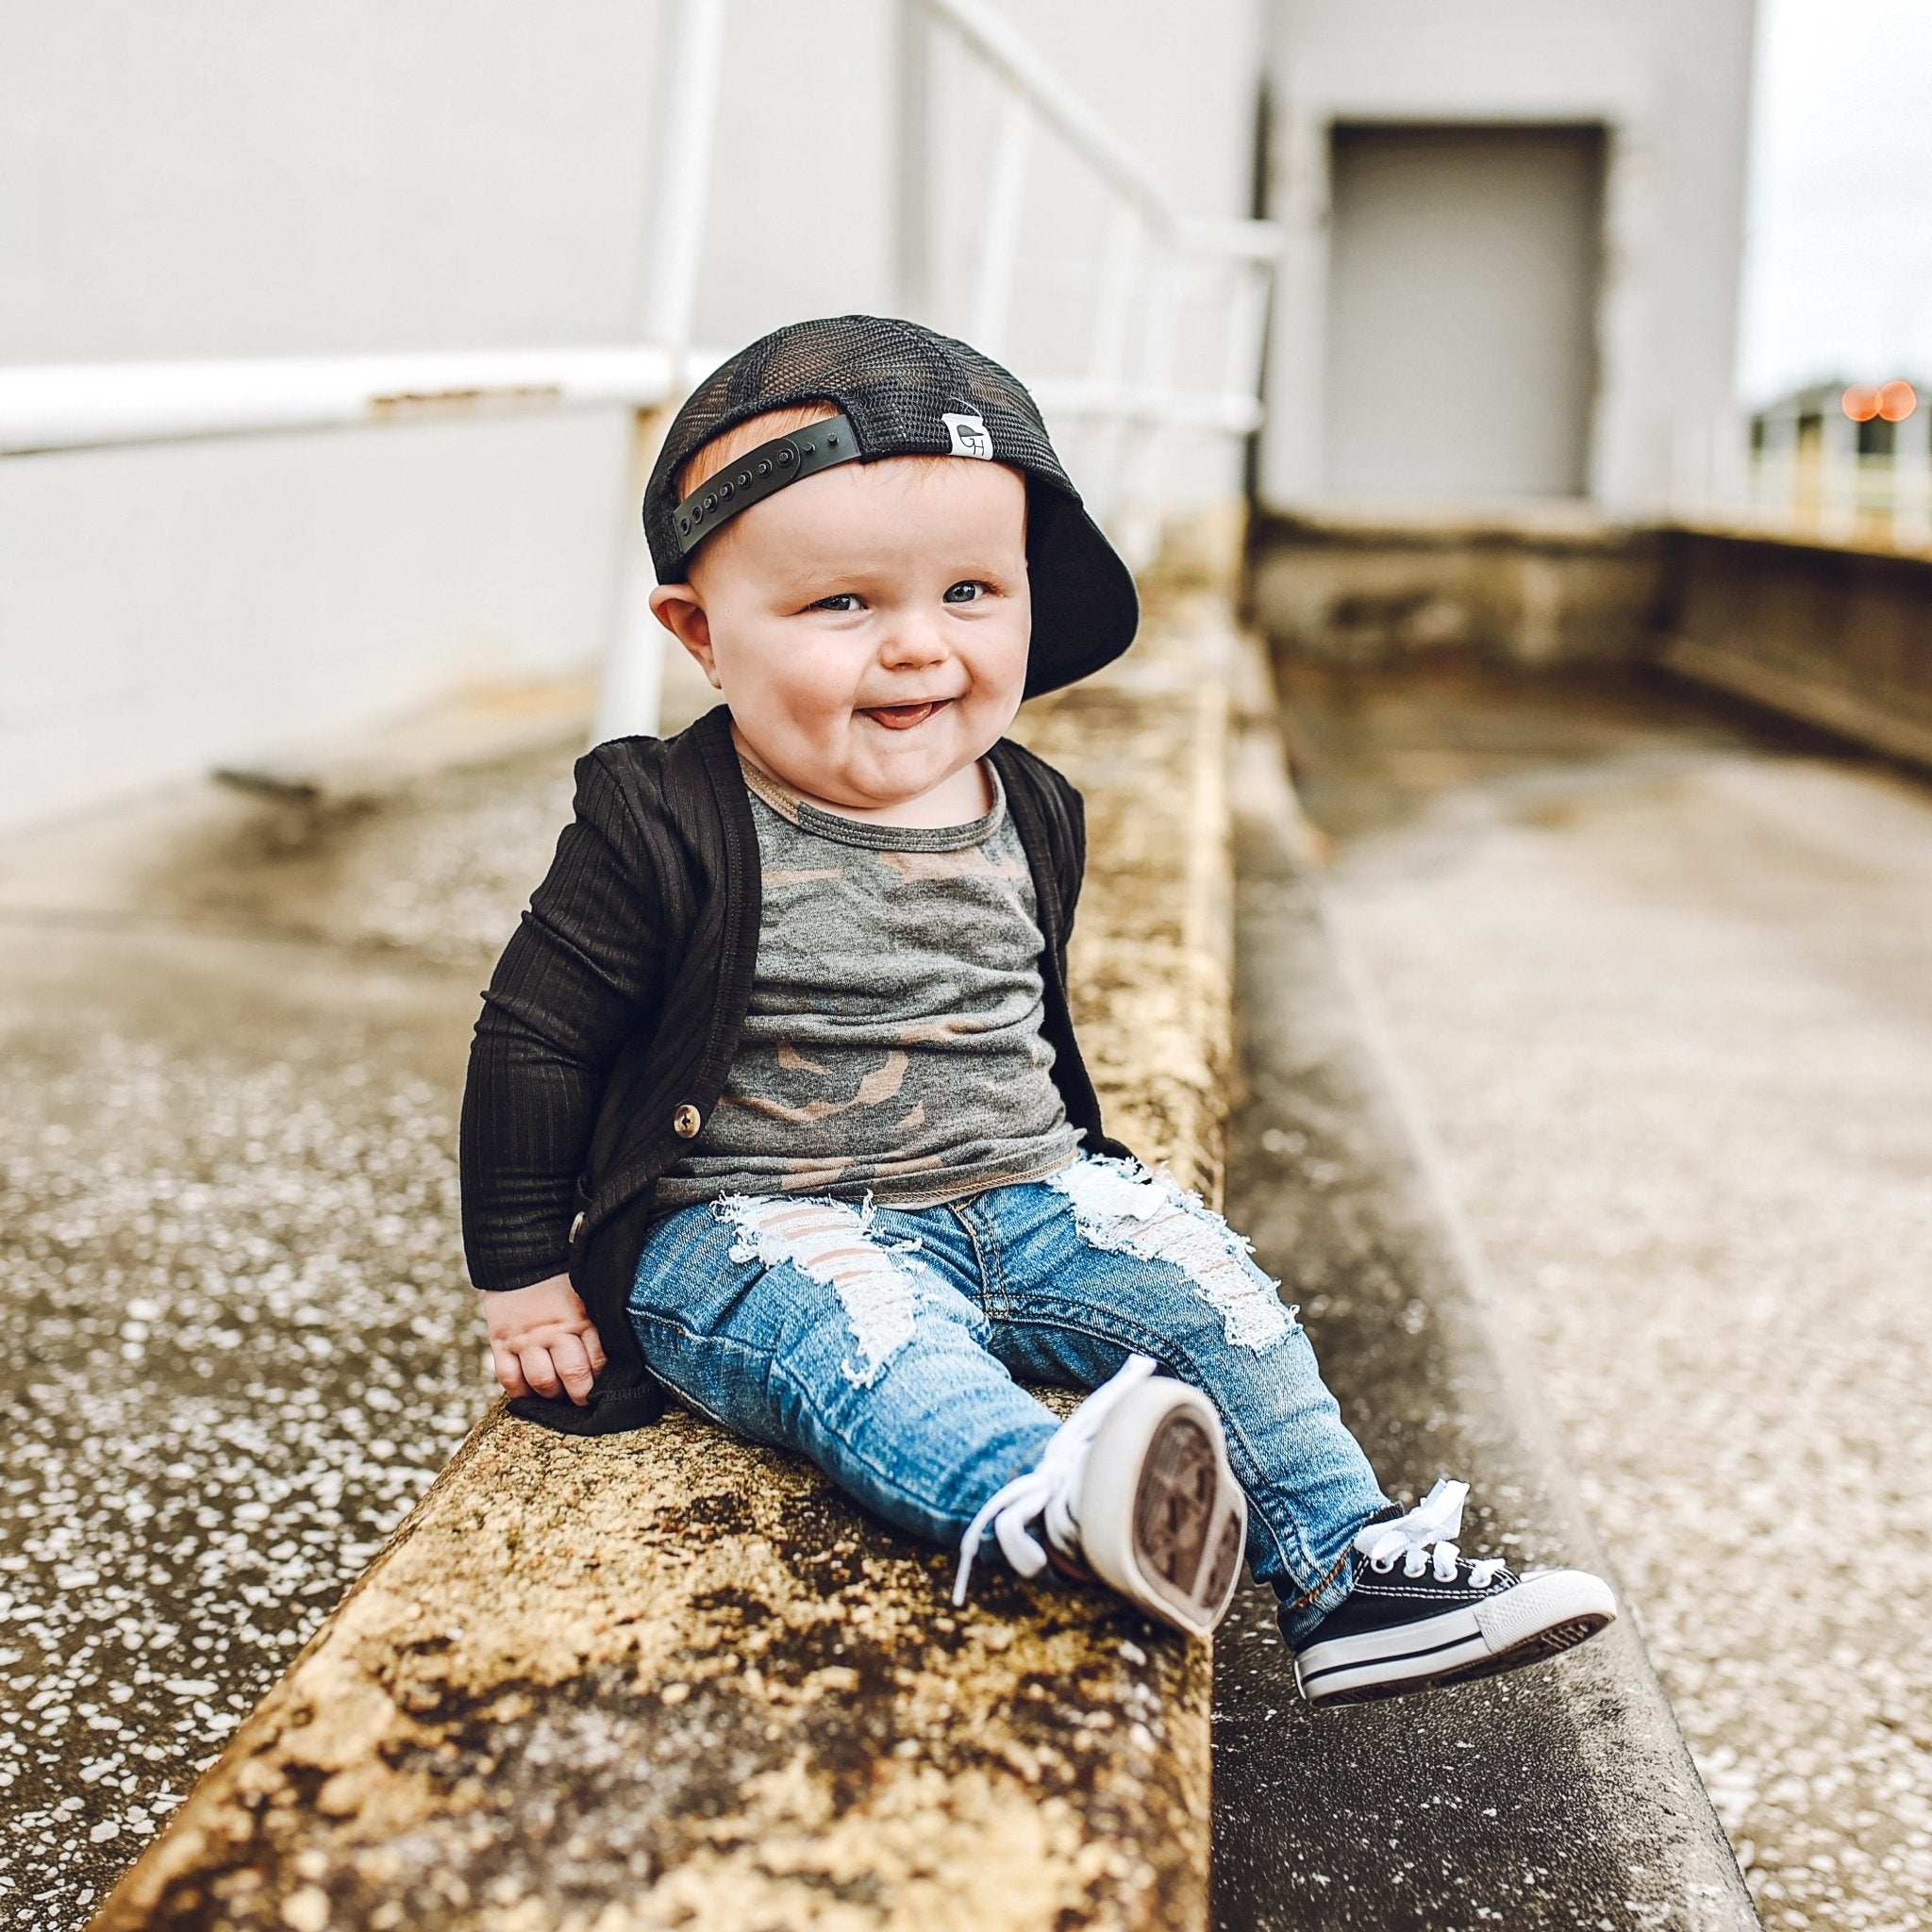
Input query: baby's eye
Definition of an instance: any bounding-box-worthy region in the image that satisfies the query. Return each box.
[807,592,865,613]
[942,579,992,605]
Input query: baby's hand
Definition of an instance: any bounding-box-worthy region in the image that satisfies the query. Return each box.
[484,1274,608,1407]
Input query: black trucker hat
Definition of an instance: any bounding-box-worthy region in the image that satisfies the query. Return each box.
[642,314,1140,698]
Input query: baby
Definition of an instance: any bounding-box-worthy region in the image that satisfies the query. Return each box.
[459,314,1616,1706]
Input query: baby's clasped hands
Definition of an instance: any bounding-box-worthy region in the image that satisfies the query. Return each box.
[485,1274,607,1407]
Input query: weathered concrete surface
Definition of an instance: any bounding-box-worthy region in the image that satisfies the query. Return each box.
[0,790,516,1929]
[1275,658,1932,1931]
[89,1407,1206,1932]
[1019,591,1233,1204]
[1659,525,1932,773]
[85,597,1237,1932]
[1247,507,1932,774]
[1210,663,1756,1931]
[1246,505,1666,671]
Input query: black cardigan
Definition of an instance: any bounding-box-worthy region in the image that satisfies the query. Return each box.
[459,704,1130,1436]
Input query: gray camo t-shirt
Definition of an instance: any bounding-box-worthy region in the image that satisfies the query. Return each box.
[654,753,1084,1208]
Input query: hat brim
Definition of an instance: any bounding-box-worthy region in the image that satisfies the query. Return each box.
[1023,485,1141,699]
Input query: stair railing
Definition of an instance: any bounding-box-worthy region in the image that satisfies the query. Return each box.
[911,0,1279,561]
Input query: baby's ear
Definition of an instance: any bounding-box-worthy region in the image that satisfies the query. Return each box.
[648,583,719,687]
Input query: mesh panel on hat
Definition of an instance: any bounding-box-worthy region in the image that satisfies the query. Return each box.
[644,315,1072,583]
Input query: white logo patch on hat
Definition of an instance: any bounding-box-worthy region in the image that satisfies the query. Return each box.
[941,412,993,459]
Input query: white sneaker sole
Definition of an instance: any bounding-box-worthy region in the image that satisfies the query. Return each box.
[1293,1568,1617,1707]
[1076,1380,1247,1640]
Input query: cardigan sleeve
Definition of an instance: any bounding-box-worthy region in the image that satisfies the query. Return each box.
[459,749,668,1291]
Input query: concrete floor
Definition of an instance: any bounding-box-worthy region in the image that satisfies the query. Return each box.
[1281,659,1932,1932]
[1212,715,1751,1932]
[0,722,587,1929]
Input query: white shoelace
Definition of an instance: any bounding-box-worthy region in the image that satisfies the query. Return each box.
[953,1353,1160,1607]
[1354,1477,1505,1587]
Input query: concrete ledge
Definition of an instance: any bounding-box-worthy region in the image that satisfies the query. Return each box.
[1247,508,1932,774]
[1657,527,1932,775]
[1246,508,1667,671]
[89,598,1236,1932]
[1254,500,1645,546]
[1657,633,1932,772]
[1671,507,1932,566]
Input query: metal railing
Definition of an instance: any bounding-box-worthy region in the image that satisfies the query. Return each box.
[1720,390,1932,548]
[0,0,1275,745]
[0,348,693,458]
[1736,446,1932,549]
[912,0,1277,560]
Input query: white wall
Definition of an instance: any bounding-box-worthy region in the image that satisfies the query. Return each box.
[689,0,903,348]
[0,0,1268,831]
[1257,0,1758,516]
[0,0,673,829]
[0,416,632,826]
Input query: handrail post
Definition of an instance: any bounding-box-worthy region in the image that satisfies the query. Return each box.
[895,0,936,317]
[1080,200,1141,524]
[1753,405,1788,521]
[968,84,1034,362]
[596,0,729,747]
[1116,251,1176,568]
[1820,403,1857,541]
[1896,400,1932,549]
[639,0,729,352]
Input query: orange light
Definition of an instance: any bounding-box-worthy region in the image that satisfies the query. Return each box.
[1878,379,1918,424]
[1842,385,1882,422]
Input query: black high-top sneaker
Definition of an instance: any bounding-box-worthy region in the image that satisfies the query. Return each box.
[954,1355,1248,1640]
[1291,1479,1616,1707]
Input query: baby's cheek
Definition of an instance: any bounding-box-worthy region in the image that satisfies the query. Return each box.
[741,665,830,742]
[970,628,1032,722]
[775,645,866,725]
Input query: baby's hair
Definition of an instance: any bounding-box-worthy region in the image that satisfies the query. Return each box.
[674,404,841,582]
[674,402,844,501]
[673,403,1023,582]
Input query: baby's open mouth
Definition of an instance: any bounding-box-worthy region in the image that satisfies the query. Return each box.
[859,698,953,731]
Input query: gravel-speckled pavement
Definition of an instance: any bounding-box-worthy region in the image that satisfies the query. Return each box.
[1283,660,1932,1932]
[0,726,586,1929]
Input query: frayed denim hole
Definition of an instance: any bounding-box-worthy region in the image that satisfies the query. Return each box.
[712,1192,922,1387]
[1049,1155,1296,1352]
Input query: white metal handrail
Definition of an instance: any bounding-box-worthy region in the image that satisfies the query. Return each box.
[1027,378,1262,437]
[0,0,1279,479]
[0,347,706,458]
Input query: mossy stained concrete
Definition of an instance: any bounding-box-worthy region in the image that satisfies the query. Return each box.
[89,598,1236,1932]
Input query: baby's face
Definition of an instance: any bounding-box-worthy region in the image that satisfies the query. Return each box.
[658,455,1031,813]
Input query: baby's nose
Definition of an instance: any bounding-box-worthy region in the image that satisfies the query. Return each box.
[876,613,948,667]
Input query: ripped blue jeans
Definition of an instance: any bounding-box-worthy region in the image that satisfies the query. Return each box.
[626,1152,1391,1639]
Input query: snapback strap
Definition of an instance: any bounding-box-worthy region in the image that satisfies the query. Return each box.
[671,413,863,558]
